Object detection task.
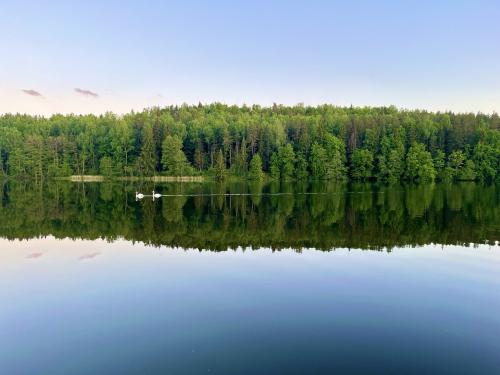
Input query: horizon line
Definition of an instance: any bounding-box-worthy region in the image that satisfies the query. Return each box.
[1,102,499,118]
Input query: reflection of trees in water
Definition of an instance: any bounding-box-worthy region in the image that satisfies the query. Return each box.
[0,180,498,251]
[405,184,434,218]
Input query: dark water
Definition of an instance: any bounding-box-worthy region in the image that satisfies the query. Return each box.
[0,181,499,374]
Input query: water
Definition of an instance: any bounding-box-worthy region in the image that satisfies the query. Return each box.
[0,181,499,374]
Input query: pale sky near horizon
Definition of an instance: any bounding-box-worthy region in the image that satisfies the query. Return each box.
[1,0,499,115]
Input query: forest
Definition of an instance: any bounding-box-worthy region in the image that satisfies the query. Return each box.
[0,104,499,182]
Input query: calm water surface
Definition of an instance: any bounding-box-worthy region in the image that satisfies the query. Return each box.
[0,181,499,374]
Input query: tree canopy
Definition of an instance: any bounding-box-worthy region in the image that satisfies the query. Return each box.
[0,104,498,182]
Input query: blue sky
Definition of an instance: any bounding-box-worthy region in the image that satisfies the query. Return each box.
[1,0,499,114]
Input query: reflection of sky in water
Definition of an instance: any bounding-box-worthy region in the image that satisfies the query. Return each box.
[1,238,499,374]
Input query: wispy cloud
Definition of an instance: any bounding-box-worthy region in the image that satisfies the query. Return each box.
[22,89,43,97]
[79,252,101,260]
[74,88,98,98]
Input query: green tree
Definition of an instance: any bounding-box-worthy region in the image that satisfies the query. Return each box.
[386,149,405,181]
[351,149,373,180]
[458,160,476,181]
[278,144,295,179]
[161,135,191,175]
[110,119,134,176]
[248,154,263,181]
[138,123,156,176]
[214,149,226,181]
[447,150,466,180]
[310,143,327,179]
[99,156,114,177]
[269,152,280,180]
[405,143,435,181]
[233,140,248,176]
[295,152,308,180]
[323,134,347,180]
[25,135,45,183]
[433,150,446,180]
[473,142,498,181]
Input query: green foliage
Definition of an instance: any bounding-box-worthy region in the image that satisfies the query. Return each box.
[448,150,466,178]
[386,149,405,181]
[473,142,498,181]
[446,150,479,181]
[322,134,347,180]
[310,136,347,180]
[214,149,226,181]
[269,152,280,180]
[295,152,308,180]
[138,123,156,176]
[377,132,405,182]
[433,150,446,180]
[248,154,263,181]
[161,135,191,176]
[233,140,248,176]
[351,149,374,180]
[277,144,295,180]
[99,156,114,177]
[110,119,134,176]
[405,143,436,181]
[310,143,328,179]
[458,160,476,181]
[0,105,498,182]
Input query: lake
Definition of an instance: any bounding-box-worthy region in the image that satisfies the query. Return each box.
[1,181,499,374]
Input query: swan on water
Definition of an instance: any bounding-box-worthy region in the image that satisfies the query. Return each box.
[152,190,162,199]
[135,191,144,200]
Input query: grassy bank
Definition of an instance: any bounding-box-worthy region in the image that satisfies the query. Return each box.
[63,175,205,182]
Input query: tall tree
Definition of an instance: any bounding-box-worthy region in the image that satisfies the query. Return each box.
[161,135,191,176]
[310,143,327,179]
[248,154,263,181]
[351,149,374,180]
[405,143,436,181]
[323,134,347,180]
[295,152,308,180]
[214,149,226,181]
[269,152,280,179]
[278,144,295,180]
[138,123,156,176]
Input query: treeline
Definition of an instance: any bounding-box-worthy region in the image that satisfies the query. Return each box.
[0,181,498,250]
[0,104,499,182]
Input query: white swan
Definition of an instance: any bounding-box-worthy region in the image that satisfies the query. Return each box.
[135,191,144,200]
[152,190,162,199]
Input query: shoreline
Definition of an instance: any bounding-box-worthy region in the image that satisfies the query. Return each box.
[63,175,205,182]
